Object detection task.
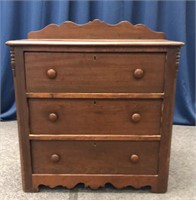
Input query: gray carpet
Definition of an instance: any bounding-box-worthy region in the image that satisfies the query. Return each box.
[0,121,195,200]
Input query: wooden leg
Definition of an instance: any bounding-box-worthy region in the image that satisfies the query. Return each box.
[151,183,168,193]
[23,186,39,193]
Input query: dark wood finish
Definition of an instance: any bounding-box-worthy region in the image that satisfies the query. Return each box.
[31,140,159,174]
[48,113,58,122]
[133,68,144,79]
[25,52,165,93]
[130,154,140,163]
[50,154,60,163]
[26,92,164,99]
[131,113,142,123]
[152,48,181,193]
[28,19,165,39]
[46,69,57,79]
[6,39,183,46]
[32,174,158,191]
[6,20,183,193]
[29,99,162,135]
[10,47,34,192]
[29,134,161,141]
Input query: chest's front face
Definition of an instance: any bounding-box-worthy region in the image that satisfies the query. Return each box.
[6,20,183,193]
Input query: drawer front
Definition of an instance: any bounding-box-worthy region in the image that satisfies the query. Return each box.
[31,140,159,174]
[25,52,165,93]
[29,99,162,135]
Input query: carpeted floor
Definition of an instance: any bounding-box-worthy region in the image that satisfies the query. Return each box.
[0,121,195,200]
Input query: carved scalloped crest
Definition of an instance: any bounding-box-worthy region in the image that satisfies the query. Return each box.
[34,182,151,191]
[32,175,158,192]
[28,19,165,39]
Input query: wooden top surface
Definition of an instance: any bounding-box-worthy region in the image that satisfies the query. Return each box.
[6,39,184,46]
[6,20,184,46]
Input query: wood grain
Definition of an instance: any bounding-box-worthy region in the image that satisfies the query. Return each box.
[12,48,33,192]
[31,140,159,174]
[32,174,158,191]
[28,19,165,39]
[29,134,161,141]
[6,20,183,193]
[29,99,162,135]
[25,52,165,93]
[154,47,180,193]
[26,93,164,99]
[5,39,184,46]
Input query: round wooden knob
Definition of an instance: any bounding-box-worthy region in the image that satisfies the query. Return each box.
[131,113,141,123]
[49,113,58,122]
[133,69,144,79]
[47,69,57,79]
[130,154,139,163]
[51,154,60,163]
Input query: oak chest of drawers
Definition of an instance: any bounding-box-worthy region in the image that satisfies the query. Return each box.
[6,20,183,193]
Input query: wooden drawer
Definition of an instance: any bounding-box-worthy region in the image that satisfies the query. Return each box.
[29,99,162,135]
[25,52,165,93]
[31,140,159,175]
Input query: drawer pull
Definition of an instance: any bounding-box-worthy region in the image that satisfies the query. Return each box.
[49,113,58,122]
[50,154,60,163]
[131,113,141,122]
[133,69,144,79]
[130,154,139,163]
[47,69,57,79]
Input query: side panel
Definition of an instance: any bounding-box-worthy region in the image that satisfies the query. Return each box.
[12,47,34,192]
[154,47,180,193]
